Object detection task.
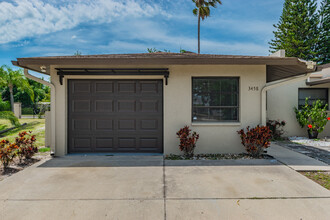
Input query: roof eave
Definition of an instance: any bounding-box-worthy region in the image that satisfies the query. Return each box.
[14,57,304,66]
[12,60,50,75]
[306,78,330,86]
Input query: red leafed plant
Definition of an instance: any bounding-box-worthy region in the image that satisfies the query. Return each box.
[0,140,19,169]
[237,126,272,157]
[176,126,199,157]
[15,131,38,160]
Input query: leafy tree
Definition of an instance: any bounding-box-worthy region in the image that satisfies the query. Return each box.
[0,78,50,108]
[147,48,189,53]
[192,0,222,54]
[147,48,170,53]
[0,65,34,112]
[74,50,82,56]
[269,0,319,61]
[147,48,160,53]
[0,94,10,111]
[316,0,329,64]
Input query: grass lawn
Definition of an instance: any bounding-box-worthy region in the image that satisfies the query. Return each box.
[0,118,46,148]
[300,171,330,190]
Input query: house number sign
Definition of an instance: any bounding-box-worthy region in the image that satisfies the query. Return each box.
[248,86,259,91]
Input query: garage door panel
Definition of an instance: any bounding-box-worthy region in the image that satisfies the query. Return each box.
[94,82,114,93]
[117,100,136,112]
[118,138,137,150]
[72,100,91,112]
[141,119,158,130]
[140,100,159,112]
[140,81,159,94]
[72,138,92,149]
[95,119,114,131]
[72,119,91,131]
[118,81,136,93]
[68,79,163,153]
[71,82,91,94]
[118,119,136,131]
[95,138,114,149]
[95,100,114,112]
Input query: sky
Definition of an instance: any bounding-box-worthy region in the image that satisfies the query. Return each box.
[0,0,323,78]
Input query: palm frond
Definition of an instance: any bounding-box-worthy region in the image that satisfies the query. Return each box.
[192,8,198,16]
[0,111,20,127]
[0,66,34,102]
[199,6,210,20]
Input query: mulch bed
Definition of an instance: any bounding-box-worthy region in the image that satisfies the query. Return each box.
[165,153,273,160]
[0,153,50,181]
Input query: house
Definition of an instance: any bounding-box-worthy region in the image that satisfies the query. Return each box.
[12,52,316,156]
[268,63,330,138]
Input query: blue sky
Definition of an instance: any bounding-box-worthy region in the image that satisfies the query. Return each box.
[0,0,323,78]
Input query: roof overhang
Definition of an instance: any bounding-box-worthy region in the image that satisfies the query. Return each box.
[11,53,316,83]
[306,77,330,86]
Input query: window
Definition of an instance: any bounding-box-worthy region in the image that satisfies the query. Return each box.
[192,77,239,122]
[298,88,329,109]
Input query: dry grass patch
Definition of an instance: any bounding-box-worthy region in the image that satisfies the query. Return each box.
[300,171,330,190]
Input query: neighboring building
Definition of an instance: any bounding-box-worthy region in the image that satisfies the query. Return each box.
[12,52,315,156]
[267,63,330,138]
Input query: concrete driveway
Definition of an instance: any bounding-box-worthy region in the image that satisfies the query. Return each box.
[0,156,329,220]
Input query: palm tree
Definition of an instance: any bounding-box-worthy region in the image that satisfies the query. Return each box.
[0,65,34,112]
[193,0,222,54]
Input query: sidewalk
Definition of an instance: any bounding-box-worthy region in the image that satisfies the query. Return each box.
[268,143,330,171]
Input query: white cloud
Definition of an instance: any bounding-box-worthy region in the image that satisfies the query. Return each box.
[0,0,165,44]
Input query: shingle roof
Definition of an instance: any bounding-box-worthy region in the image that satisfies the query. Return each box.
[12,52,316,83]
[16,52,292,59]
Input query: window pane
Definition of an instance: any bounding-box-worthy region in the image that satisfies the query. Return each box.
[209,79,221,93]
[299,89,328,100]
[221,78,238,93]
[192,77,239,122]
[192,107,238,122]
[193,93,211,106]
[193,79,209,93]
[298,88,328,109]
[220,93,238,106]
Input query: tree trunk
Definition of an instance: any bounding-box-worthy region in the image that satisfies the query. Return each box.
[9,84,14,112]
[198,13,201,54]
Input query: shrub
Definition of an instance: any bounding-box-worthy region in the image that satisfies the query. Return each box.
[15,131,38,160]
[0,140,19,169]
[237,126,272,157]
[0,131,38,169]
[267,120,286,140]
[176,126,199,157]
[0,94,11,111]
[22,107,34,115]
[0,111,20,127]
[294,98,329,134]
[0,101,10,111]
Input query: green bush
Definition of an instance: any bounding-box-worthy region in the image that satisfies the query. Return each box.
[22,107,34,115]
[0,111,20,127]
[0,101,10,111]
[294,98,329,133]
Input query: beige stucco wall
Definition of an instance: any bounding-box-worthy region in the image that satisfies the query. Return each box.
[50,65,266,156]
[267,80,330,138]
[45,111,51,148]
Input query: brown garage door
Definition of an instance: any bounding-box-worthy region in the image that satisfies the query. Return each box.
[68,79,163,153]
